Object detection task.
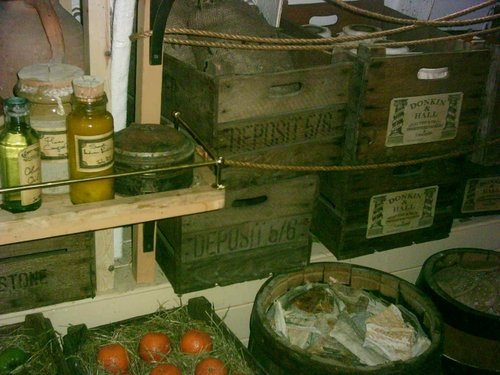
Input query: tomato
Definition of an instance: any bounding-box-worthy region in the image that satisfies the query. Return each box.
[194,357,228,375]
[149,363,182,375]
[180,329,213,354]
[138,332,172,362]
[97,343,129,374]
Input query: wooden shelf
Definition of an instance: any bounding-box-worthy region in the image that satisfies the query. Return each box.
[0,167,224,246]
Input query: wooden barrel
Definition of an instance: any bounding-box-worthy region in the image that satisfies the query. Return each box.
[249,262,443,375]
[417,248,500,374]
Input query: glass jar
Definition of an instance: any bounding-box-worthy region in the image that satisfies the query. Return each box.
[66,75,114,204]
[15,63,84,194]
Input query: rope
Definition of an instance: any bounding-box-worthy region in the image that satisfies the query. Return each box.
[222,137,500,172]
[161,26,499,51]
[130,0,498,44]
[326,0,499,27]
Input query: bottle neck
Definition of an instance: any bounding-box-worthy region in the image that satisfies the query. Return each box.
[5,114,30,131]
[72,95,108,114]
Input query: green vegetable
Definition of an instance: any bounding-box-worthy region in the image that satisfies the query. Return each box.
[0,347,30,374]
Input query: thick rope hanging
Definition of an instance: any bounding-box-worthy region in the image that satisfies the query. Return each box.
[222,138,500,172]
[325,0,499,27]
[130,0,499,45]
[162,0,497,45]
[161,26,499,51]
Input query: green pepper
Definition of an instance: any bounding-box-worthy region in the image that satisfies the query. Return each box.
[0,347,30,374]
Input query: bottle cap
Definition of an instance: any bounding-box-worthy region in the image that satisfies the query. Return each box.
[72,75,105,100]
[17,63,83,99]
[4,96,29,117]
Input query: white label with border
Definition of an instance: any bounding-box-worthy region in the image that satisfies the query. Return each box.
[32,120,67,159]
[18,143,42,205]
[386,92,463,147]
[75,131,114,172]
[461,176,500,213]
[366,186,439,238]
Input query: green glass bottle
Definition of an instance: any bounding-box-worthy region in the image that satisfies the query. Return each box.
[0,96,42,213]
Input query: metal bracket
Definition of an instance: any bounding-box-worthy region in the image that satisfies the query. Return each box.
[149,0,175,65]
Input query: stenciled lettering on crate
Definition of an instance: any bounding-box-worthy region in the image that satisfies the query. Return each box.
[0,232,95,314]
[0,269,49,293]
[215,107,345,155]
[156,174,318,294]
[161,51,352,178]
[182,214,310,262]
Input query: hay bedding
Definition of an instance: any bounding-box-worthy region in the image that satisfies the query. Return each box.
[65,305,254,375]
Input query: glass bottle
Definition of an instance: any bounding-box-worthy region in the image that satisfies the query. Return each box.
[15,63,84,194]
[0,96,42,213]
[66,75,114,204]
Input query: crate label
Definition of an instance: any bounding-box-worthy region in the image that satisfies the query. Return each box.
[366,186,438,238]
[181,214,310,262]
[386,92,463,147]
[217,107,344,154]
[461,176,500,213]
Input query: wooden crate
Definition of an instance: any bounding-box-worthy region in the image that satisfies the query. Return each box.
[343,30,490,164]
[0,313,70,374]
[470,44,500,166]
[457,161,500,217]
[156,174,318,293]
[282,0,491,165]
[62,296,268,375]
[312,159,463,259]
[161,47,352,185]
[0,232,95,314]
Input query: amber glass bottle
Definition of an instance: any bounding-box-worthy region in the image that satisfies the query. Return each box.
[66,76,114,204]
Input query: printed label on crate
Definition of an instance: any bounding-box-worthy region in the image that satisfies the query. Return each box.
[386,92,463,147]
[181,214,310,262]
[461,176,500,213]
[216,106,345,154]
[366,186,438,238]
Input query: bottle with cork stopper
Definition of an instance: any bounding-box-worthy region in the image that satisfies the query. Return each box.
[66,75,114,204]
[15,63,84,194]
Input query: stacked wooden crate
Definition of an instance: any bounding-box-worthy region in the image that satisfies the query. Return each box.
[0,232,95,313]
[458,45,500,218]
[156,5,352,292]
[283,1,493,259]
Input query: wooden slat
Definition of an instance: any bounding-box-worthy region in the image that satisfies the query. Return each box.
[0,168,224,246]
[95,229,115,292]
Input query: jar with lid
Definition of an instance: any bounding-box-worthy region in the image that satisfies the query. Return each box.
[0,96,42,213]
[15,63,84,194]
[66,75,114,204]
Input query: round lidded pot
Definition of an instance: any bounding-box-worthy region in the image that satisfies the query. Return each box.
[114,123,195,196]
[15,63,84,194]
